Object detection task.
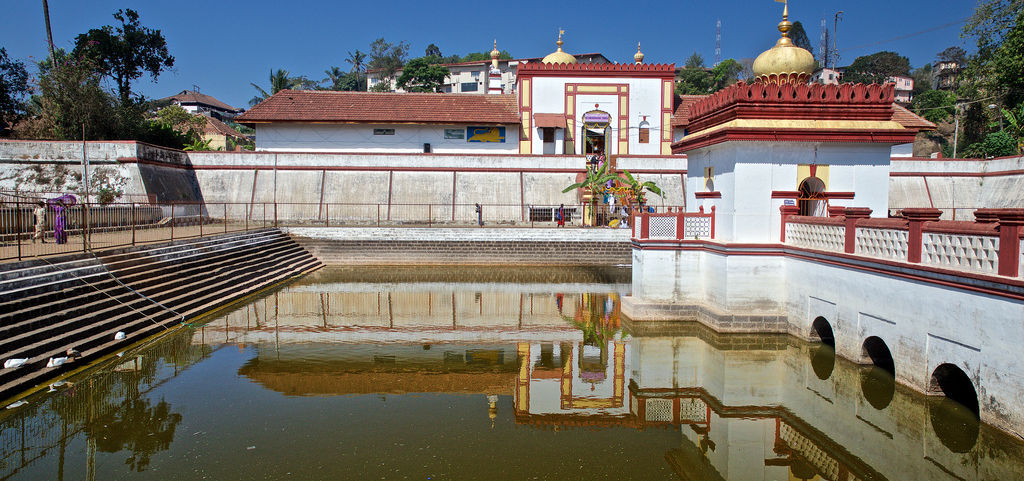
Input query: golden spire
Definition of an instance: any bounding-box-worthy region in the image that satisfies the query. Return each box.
[634,42,644,64]
[542,28,577,64]
[752,0,814,84]
[490,39,500,68]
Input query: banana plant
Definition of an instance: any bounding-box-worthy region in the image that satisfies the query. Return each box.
[562,160,618,226]
[619,170,663,210]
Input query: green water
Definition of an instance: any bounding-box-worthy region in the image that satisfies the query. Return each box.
[1,267,1021,480]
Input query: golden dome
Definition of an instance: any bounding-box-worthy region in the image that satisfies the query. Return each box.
[490,40,501,68]
[633,43,644,64]
[752,2,815,84]
[542,30,577,64]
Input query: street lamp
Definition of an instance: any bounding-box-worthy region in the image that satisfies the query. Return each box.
[989,103,1003,131]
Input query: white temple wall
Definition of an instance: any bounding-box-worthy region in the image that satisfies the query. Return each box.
[254,123,520,154]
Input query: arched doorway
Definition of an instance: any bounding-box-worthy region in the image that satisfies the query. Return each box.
[810,316,835,347]
[582,110,611,155]
[798,176,826,216]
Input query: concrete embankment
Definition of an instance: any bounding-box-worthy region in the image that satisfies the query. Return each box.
[0,229,321,400]
[284,227,633,266]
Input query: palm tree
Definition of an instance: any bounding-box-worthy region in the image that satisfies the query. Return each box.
[249,69,294,107]
[346,50,366,90]
[323,66,345,89]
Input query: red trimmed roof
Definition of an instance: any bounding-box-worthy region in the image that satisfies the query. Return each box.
[202,116,248,139]
[672,95,707,127]
[237,90,519,124]
[160,90,239,112]
[517,62,675,75]
[892,104,936,131]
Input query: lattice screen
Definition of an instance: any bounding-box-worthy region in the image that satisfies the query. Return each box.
[648,217,677,239]
[683,217,712,239]
[921,233,999,274]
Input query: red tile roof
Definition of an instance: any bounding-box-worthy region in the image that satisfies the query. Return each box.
[672,95,707,127]
[160,90,240,113]
[237,90,520,124]
[892,104,936,131]
[202,116,248,139]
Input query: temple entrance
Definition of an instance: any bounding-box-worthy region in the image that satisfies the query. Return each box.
[582,110,611,155]
[798,176,827,216]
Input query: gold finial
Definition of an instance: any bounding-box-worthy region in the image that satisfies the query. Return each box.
[774,0,792,41]
[542,29,577,64]
[490,39,500,68]
[557,29,565,51]
[634,43,645,64]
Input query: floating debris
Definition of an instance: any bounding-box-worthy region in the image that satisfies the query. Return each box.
[5,401,27,409]
[114,331,126,340]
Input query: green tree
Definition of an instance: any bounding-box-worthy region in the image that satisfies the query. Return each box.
[936,46,967,65]
[396,57,450,92]
[462,50,512,62]
[911,90,956,123]
[154,105,205,139]
[71,9,174,105]
[0,47,30,135]
[367,38,410,81]
[345,49,367,90]
[1000,103,1024,153]
[249,69,298,106]
[911,63,934,97]
[425,43,442,58]
[562,161,619,226]
[961,130,1017,158]
[842,51,911,84]
[685,52,705,69]
[791,21,814,56]
[22,52,120,140]
[675,68,713,95]
[710,59,744,91]
[618,170,663,207]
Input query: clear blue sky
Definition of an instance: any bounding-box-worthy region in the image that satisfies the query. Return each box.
[3,0,978,110]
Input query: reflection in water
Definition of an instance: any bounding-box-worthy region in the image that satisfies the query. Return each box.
[860,365,896,411]
[0,266,1022,481]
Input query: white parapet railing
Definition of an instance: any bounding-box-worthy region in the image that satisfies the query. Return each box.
[921,232,1000,274]
[855,227,909,261]
[683,215,713,239]
[785,222,845,252]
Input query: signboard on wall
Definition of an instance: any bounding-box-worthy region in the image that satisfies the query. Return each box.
[467,126,506,143]
[444,129,464,139]
[582,111,611,125]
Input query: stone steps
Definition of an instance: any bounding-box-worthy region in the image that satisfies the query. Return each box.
[0,229,321,399]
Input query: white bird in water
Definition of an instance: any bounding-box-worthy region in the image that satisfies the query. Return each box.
[3,358,28,369]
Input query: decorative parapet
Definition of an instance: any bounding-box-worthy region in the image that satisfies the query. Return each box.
[632,206,715,241]
[781,207,1024,279]
[516,62,676,76]
[688,81,896,123]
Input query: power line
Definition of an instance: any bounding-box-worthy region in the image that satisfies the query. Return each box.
[845,18,969,53]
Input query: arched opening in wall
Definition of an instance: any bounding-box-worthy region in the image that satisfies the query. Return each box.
[810,317,835,347]
[860,336,896,410]
[862,336,895,374]
[928,364,981,452]
[797,176,827,216]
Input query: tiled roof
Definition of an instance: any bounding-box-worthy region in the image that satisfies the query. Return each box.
[202,116,248,139]
[672,95,707,127]
[237,90,520,124]
[160,90,239,112]
[892,104,935,130]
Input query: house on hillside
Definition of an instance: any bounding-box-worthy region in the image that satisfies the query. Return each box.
[160,89,243,120]
[200,116,251,151]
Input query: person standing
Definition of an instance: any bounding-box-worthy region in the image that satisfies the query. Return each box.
[32,201,47,243]
[556,204,565,227]
[475,203,483,227]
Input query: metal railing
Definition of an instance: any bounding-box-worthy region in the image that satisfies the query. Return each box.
[1,197,642,262]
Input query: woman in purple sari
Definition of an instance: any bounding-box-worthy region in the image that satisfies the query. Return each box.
[47,194,77,244]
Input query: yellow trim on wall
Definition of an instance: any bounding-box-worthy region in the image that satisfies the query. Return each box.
[797,164,830,190]
[577,85,619,93]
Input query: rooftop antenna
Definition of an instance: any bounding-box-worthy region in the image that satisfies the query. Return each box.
[192,84,201,93]
[715,19,722,66]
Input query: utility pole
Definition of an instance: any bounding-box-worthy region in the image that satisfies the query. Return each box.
[42,0,55,60]
[952,100,964,158]
[832,11,844,71]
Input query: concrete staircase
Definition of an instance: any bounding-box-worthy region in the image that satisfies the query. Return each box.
[284,227,633,266]
[0,229,321,399]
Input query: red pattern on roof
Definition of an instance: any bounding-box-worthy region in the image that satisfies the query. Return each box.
[237,90,520,124]
[160,90,239,112]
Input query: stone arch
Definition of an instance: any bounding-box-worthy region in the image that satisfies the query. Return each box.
[809,316,835,347]
[929,363,979,418]
[861,336,894,374]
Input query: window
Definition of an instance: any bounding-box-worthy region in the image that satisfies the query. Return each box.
[638,121,650,144]
[461,82,478,92]
[373,128,395,135]
[541,127,555,143]
[444,129,464,139]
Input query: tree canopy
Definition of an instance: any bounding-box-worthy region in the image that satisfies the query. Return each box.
[71,9,174,105]
[841,51,911,84]
[936,46,967,64]
[367,38,410,80]
[684,52,705,69]
[675,58,743,95]
[791,21,814,56]
[0,47,30,134]
[396,57,449,93]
